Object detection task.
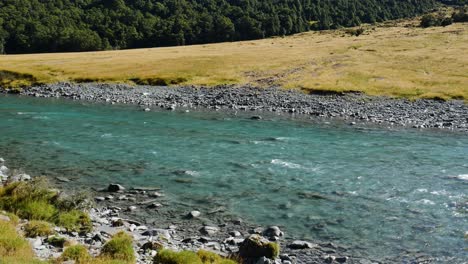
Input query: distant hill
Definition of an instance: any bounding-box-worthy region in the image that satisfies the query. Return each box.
[0,0,440,54]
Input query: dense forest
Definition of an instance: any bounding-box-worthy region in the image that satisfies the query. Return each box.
[0,0,442,54]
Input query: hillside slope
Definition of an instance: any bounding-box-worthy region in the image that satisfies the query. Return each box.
[1,19,467,100]
[0,0,437,54]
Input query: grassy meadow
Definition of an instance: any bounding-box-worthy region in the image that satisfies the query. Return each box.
[0,19,467,100]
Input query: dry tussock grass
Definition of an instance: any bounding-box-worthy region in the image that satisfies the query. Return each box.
[0,20,467,100]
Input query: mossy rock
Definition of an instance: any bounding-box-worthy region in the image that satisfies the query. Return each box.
[46,236,67,248]
[238,234,279,259]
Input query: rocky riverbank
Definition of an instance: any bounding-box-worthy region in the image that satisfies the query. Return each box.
[7,82,468,132]
[1,158,379,264]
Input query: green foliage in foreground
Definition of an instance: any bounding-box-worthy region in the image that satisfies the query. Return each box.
[0,219,48,264]
[0,178,93,233]
[154,249,238,264]
[0,0,438,54]
[60,245,92,264]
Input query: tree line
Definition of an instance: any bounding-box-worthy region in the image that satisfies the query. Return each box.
[0,0,439,54]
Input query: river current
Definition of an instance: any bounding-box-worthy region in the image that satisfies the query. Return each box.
[0,95,466,262]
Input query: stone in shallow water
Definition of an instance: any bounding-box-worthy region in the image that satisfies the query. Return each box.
[56,176,70,183]
[263,226,283,238]
[107,183,125,192]
[188,210,201,218]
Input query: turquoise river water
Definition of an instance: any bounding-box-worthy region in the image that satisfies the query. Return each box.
[0,95,467,262]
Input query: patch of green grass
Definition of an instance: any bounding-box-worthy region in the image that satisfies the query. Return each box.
[60,245,92,264]
[197,250,237,264]
[154,249,238,264]
[154,249,203,264]
[21,200,58,221]
[100,231,135,263]
[56,209,92,233]
[0,178,93,233]
[23,220,54,238]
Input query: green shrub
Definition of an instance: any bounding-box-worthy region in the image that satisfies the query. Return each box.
[56,209,92,233]
[61,245,92,264]
[154,249,203,264]
[0,179,93,233]
[0,178,58,221]
[100,231,135,263]
[23,221,53,238]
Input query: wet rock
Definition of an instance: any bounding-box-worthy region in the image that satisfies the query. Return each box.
[148,191,164,198]
[229,230,242,237]
[188,210,201,218]
[111,219,124,227]
[238,234,280,259]
[56,176,70,183]
[127,206,137,212]
[141,229,172,240]
[288,240,316,249]
[107,183,125,192]
[336,256,349,263]
[263,226,284,238]
[95,197,106,202]
[200,226,219,236]
[141,241,163,251]
[0,214,11,222]
[147,203,162,209]
[10,173,31,182]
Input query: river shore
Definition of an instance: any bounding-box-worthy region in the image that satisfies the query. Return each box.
[0,158,384,264]
[6,82,468,133]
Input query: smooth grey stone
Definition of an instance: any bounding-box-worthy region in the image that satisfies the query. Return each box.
[288,240,316,249]
[199,226,219,236]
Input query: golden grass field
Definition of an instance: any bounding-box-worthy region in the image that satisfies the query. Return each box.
[0,19,467,100]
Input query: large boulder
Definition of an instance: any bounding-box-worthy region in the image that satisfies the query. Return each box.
[239,234,280,259]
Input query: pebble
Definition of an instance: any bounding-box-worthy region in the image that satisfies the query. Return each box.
[288,240,316,249]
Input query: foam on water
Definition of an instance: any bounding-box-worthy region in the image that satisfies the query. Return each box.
[271,159,302,169]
